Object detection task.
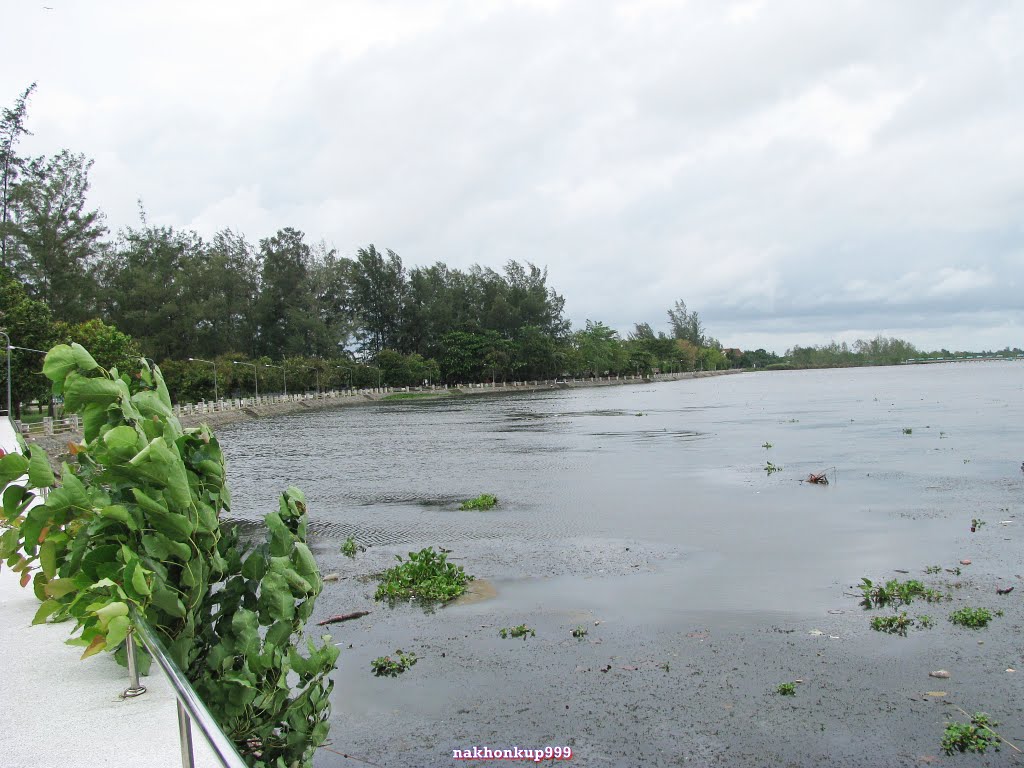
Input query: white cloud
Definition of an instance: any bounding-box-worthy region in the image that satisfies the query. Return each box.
[3,0,1023,352]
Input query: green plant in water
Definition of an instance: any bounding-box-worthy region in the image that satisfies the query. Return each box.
[902,428,912,435]
[499,624,535,640]
[764,461,782,475]
[0,344,337,768]
[858,578,944,609]
[916,615,934,629]
[870,612,914,636]
[949,607,994,628]
[924,565,942,575]
[460,494,498,511]
[341,536,358,558]
[571,625,588,638]
[371,650,417,677]
[762,442,773,449]
[971,518,986,531]
[941,713,1000,755]
[374,547,473,602]
[777,682,796,696]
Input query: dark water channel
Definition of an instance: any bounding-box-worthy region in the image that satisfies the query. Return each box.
[218,363,1024,766]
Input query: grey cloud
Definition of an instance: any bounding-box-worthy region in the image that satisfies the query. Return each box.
[3,0,1023,352]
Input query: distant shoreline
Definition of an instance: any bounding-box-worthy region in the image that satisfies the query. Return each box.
[25,369,746,458]
[177,368,747,431]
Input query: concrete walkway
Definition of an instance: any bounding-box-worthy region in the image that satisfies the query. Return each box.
[0,416,218,768]
[0,573,219,768]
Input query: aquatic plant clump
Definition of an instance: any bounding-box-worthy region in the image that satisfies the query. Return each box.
[858,578,946,609]
[341,536,358,557]
[374,547,474,602]
[869,612,914,636]
[949,607,995,629]
[941,714,1001,755]
[460,493,498,511]
[371,650,418,677]
[499,624,536,640]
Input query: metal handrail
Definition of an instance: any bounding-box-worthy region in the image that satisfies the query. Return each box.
[126,607,249,768]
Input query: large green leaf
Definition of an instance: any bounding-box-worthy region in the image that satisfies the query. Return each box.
[105,615,130,648]
[0,453,29,488]
[132,390,172,419]
[27,446,54,489]
[63,373,123,412]
[20,505,52,554]
[70,343,99,372]
[151,583,185,618]
[80,403,109,443]
[94,601,129,628]
[41,344,76,384]
[2,484,27,521]
[102,426,140,461]
[32,599,62,625]
[39,540,57,578]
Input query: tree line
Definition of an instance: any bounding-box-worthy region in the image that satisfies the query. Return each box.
[0,83,962,417]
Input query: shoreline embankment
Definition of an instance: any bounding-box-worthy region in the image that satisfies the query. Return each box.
[177,368,746,429]
[25,368,745,457]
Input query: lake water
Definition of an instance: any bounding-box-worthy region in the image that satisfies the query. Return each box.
[220,362,1023,616]
[217,362,1024,766]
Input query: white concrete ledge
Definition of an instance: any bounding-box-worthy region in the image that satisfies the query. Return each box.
[0,571,219,768]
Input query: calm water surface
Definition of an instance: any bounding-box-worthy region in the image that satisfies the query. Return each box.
[218,362,1024,618]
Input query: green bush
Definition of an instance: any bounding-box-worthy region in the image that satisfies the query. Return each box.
[0,344,337,767]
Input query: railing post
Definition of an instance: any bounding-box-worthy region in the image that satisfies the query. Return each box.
[177,700,196,768]
[123,630,147,698]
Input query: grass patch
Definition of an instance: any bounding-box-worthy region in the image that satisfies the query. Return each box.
[499,624,535,640]
[460,493,498,511]
[941,714,1000,755]
[371,650,418,677]
[949,607,995,629]
[383,392,450,400]
[374,547,473,603]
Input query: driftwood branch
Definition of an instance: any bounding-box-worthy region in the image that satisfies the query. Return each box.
[317,610,370,626]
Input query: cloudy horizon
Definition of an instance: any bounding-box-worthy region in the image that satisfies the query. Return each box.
[4,1,1023,354]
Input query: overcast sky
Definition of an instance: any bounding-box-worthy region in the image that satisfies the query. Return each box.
[5,1,1023,353]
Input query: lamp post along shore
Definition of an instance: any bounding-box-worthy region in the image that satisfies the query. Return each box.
[232,361,258,399]
[188,357,218,403]
[0,332,11,418]
[263,363,286,397]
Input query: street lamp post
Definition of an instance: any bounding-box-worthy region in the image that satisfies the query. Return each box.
[335,366,352,391]
[0,332,11,418]
[232,361,258,399]
[188,357,218,403]
[263,364,286,397]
